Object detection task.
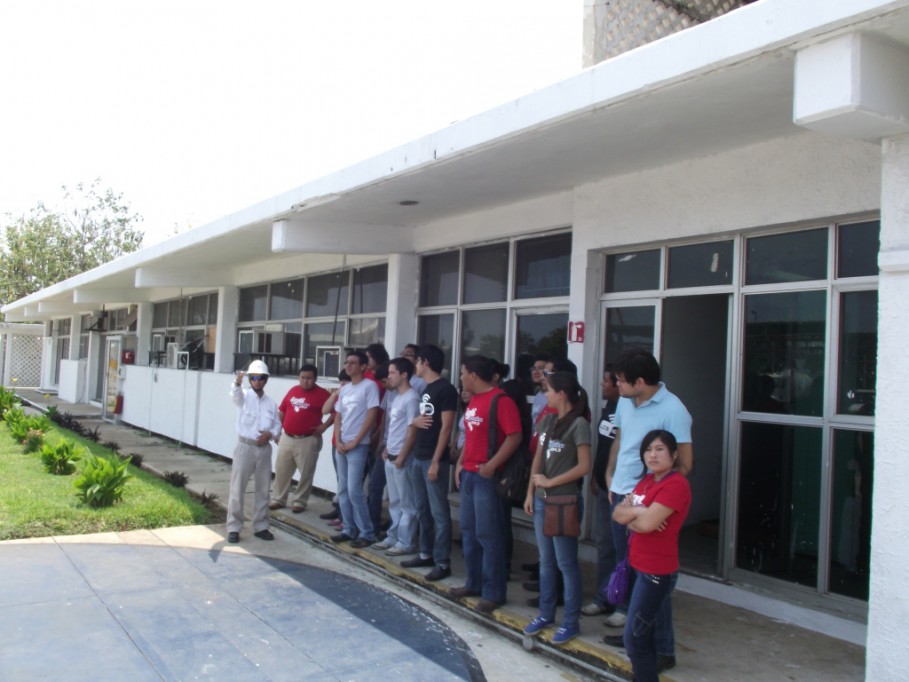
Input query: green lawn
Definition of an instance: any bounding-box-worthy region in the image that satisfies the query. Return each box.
[0,422,213,540]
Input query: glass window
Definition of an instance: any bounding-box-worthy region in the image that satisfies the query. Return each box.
[463,243,508,304]
[167,300,184,327]
[829,429,873,600]
[736,422,821,588]
[307,272,349,317]
[605,249,661,293]
[153,302,168,328]
[745,229,827,285]
[186,295,209,326]
[604,306,655,367]
[514,312,568,389]
[352,265,388,314]
[349,316,385,347]
[514,234,571,299]
[838,291,877,416]
[417,313,455,378]
[742,291,826,416]
[460,309,506,366]
[304,320,346,366]
[207,293,219,325]
[270,279,304,320]
[239,285,268,321]
[668,241,734,288]
[420,251,460,307]
[837,221,879,279]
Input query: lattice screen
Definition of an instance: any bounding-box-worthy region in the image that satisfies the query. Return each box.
[599,0,756,60]
[7,334,43,387]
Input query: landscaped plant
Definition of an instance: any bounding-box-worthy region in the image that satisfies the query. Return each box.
[163,470,188,488]
[46,405,60,422]
[73,454,132,507]
[200,490,219,506]
[5,411,53,444]
[0,386,20,416]
[40,440,82,475]
[84,425,102,442]
[102,439,121,453]
[123,452,143,469]
[24,429,44,453]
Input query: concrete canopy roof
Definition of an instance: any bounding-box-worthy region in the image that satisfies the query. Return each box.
[6,0,909,321]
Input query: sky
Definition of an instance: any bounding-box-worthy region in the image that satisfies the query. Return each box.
[0,1,582,245]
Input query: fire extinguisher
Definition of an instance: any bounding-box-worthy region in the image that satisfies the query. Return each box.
[114,394,124,415]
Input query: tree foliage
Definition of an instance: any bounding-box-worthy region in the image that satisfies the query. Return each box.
[0,179,144,306]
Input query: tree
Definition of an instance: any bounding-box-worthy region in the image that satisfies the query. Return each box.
[0,179,144,307]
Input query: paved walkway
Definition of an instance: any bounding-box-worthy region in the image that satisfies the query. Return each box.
[4,389,867,681]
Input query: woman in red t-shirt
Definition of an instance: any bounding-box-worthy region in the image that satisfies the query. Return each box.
[612,430,691,682]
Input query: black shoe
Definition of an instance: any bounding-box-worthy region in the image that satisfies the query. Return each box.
[331,532,353,543]
[350,537,374,548]
[475,599,504,614]
[604,634,625,648]
[657,655,676,673]
[520,561,538,572]
[425,565,452,581]
[526,596,539,608]
[523,580,540,592]
[319,509,340,520]
[450,586,481,599]
[401,556,434,568]
[227,532,240,543]
[254,529,275,541]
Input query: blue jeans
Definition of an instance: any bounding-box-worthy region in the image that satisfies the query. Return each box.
[624,570,676,682]
[417,457,452,568]
[610,492,675,656]
[594,488,617,606]
[460,471,506,603]
[366,449,387,533]
[337,444,375,540]
[533,495,583,629]
[407,457,434,557]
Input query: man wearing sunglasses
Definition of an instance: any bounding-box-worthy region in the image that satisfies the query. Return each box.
[227,359,282,544]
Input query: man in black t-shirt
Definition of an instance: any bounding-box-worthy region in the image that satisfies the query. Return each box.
[581,369,620,616]
[401,344,459,581]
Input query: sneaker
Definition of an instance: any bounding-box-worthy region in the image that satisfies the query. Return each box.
[385,546,414,557]
[227,532,240,543]
[475,599,504,614]
[658,655,677,673]
[401,556,434,568]
[581,602,607,616]
[372,541,393,550]
[331,532,354,543]
[552,625,579,645]
[425,565,452,581]
[522,616,554,636]
[268,501,285,510]
[291,505,305,513]
[605,612,627,628]
[253,529,275,541]
[328,519,344,528]
[450,586,481,599]
[603,634,625,648]
[349,537,374,548]
[319,509,340,520]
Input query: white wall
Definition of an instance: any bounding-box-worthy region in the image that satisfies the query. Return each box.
[58,360,85,403]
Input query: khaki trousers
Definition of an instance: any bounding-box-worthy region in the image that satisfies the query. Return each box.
[271,434,322,507]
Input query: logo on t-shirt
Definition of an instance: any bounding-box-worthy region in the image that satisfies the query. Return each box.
[290,396,310,413]
[464,407,483,431]
[630,493,646,506]
[419,395,435,416]
[598,418,616,438]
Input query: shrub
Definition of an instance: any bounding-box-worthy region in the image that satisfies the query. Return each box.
[102,439,121,453]
[28,414,51,433]
[46,405,60,422]
[74,455,132,507]
[84,425,102,442]
[24,429,44,453]
[68,420,86,436]
[123,452,143,469]
[163,471,188,488]
[0,386,20,416]
[41,440,82,475]
[5,412,52,444]
[200,490,219,506]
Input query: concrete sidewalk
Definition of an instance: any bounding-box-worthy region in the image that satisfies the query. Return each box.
[12,390,866,681]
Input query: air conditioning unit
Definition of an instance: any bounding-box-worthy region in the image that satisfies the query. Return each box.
[252,331,286,355]
[316,346,343,379]
[166,343,189,370]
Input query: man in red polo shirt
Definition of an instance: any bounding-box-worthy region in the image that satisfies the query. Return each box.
[269,364,332,513]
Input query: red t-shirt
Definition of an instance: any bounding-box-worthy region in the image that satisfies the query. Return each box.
[279,385,331,436]
[462,388,522,472]
[628,472,691,574]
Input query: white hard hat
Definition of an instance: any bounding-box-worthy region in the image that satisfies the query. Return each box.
[247,359,270,376]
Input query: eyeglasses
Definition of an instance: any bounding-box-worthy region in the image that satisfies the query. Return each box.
[543,370,555,377]
[248,375,266,381]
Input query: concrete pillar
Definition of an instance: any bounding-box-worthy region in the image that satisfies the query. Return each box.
[67,315,79,360]
[385,254,419,356]
[867,133,909,682]
[215,287,239,374]
[135,303,153,366]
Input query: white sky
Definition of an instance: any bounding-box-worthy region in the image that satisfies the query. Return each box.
[0,1,582,245]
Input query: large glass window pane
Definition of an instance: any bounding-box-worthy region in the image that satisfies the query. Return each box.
[303,320,346,366]
[207,293,219,325]
[186,295,209,326]
[514,234,571,299]
[460,309,506,367]
[417,313,455,379]
[269,279,304,320]
[352,265,388,314]
[152,302,168,328]
[837,220,880,279]
[239,285,268,321]
[307,272,349,317]
[463,243,508,304]
[167,300,185,327]
[604,306,655,367]
[745,229,827,285]
[742,291,826,416]
[668,241,733,288]
[605,249,661,293]
[514,312,568,387]
[838,291,877,416]
[420,252,460,307]
[829,429,873,600]
[737,422,821,587]
[349,316,386,347]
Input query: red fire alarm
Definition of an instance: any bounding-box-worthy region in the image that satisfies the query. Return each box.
[121,350,135,365]
[568,321,585,343]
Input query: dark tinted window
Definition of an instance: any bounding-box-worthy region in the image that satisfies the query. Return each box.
[352,265,388,314]
[463,243,508,304]
[605,249,661,292]
[514,233,571,299]
[746,229,827,285]
[420,251,460,307]
[270,279,304,320]
[668,241,733,288]
[307,272,349,317]
[837,221,879,278]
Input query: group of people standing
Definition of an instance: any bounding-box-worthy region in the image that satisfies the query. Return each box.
[225,343,692,682]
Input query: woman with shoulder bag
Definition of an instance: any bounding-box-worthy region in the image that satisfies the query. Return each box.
[522,371,591,646]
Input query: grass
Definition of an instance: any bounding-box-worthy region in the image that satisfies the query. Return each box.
[0,421,213,541]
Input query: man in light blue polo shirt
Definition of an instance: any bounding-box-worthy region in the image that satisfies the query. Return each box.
[604,348,692,674]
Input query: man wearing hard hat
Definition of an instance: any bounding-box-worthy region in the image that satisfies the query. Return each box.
[227,360,282,543]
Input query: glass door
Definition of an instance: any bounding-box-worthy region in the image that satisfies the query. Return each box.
[102,336,121,421]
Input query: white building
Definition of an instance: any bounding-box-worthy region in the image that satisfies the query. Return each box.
[5,2,909,678]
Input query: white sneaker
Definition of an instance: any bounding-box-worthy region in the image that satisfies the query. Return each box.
[581,602,607,616]
[605,612,627,627]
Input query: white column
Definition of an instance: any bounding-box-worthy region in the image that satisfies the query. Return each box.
[867,133,909,682]
[214,287,239,374]
[385,254,419,356]
[135,303,153,366]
